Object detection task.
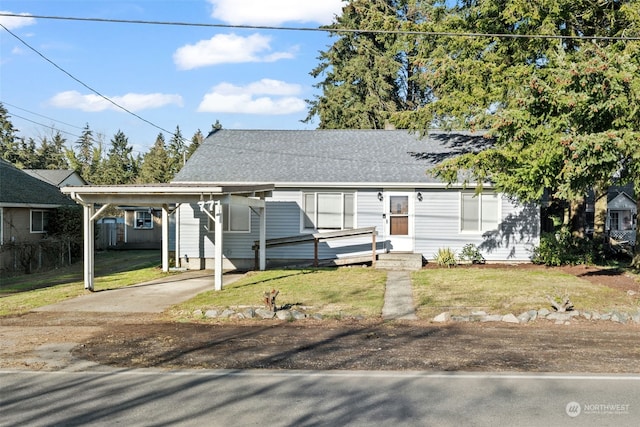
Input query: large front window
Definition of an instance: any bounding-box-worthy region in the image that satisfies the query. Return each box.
[461,192,499,232]
[303,192,354,230]
[31,210,50,233]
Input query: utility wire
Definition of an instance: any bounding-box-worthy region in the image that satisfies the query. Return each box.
[3,101,85,130]
[1,12,640,41]
[4,111,82,139]
[0,23,184,142]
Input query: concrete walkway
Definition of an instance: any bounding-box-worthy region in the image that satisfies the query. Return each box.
[35,270,243,313]
[381,270,417,320]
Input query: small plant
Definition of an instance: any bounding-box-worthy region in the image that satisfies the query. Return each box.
[434,247,457,268]
[458,243,485,264]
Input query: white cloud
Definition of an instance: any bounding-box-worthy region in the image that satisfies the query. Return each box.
[49,91,183,112]
[208,0,343,26]
[173,33,295,70]
[198,79,306,115]
[0,11,36,30]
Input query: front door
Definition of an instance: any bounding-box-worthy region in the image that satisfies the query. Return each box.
[385,192,413,252]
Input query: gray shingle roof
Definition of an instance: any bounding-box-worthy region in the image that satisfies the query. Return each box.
[0,160,76,206]
[23,169,78,187]
[173,129,491,185]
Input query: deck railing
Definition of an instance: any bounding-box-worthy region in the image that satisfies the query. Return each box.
[252,226,377,270]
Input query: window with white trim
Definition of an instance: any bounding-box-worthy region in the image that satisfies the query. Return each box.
[135,211,153,229]
[303,192,355,230]
[207,204,251,233]
[31,209,50,233]
[460,192,499,232]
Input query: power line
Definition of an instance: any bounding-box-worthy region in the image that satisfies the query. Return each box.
[3,101,85,130]
[0,22,184,142]
[2,12,640,41]
[4,111,82,139]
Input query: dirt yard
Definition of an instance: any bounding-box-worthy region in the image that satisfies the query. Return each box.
[1,265,639,373]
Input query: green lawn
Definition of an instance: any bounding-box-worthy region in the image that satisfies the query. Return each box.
[412,267,640,318]
[169,268,387,319]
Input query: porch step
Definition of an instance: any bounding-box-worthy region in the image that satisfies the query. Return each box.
[376,253,424,271]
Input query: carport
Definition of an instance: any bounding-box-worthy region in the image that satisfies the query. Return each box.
[61,184,273,292]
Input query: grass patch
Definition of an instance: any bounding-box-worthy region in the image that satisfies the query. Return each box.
[170,268,387,319]
[0,250,170,316]
[412,268,639,319]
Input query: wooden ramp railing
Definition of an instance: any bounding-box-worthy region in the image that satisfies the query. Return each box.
[252,226,377,270]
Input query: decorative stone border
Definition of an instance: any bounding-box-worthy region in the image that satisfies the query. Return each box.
[190,306,640,325]
[433,309,640,325]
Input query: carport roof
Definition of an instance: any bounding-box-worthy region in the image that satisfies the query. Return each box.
[61,183,274,206]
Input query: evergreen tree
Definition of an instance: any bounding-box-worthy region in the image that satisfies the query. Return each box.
[138,133,172,183]
[0,103,22,165]
[101,130,136,185]
[69,124,100,183]
[35,132,69,169]
[305,0,430,128]
[185,129,204,162]
[167,125,186,175]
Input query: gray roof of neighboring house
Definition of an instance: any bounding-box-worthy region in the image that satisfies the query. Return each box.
[0,159,76,206]
[173,129,491,185]
[23,169,85,187]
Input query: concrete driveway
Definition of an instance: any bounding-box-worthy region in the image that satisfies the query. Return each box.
[34,270,243,313]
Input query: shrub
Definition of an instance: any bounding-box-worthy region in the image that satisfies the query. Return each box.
[434,247,457,268]
[458,243,485,264]
[530,228,604,266]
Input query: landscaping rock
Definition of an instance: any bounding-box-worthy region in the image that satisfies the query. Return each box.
[219,309,235,319]
[451,315,471,322]
[310,313,324,320]
[517,312,532,323]
[537,308,551,318]
[581,311,592,320]
[242,308,256,319]
[276,310,293,321]
[502,314,520,324]
[433,312,451,323]
[192,309,203,318]
[204,309,219,318]
[290,310,307,320]
[255,308,276,319]
[481,314,503,322]
[591,311,601,321]
[547,312,572,322]
[632,312,640,324]
[611,312,628,324]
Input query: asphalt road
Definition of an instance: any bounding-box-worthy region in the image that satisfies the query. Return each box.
[2,369,639,426]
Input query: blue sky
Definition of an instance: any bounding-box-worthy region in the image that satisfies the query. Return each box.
[0,0,344,154]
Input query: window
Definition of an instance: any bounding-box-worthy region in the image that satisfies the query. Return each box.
[303,192,355,230]
[460,192,499,232]
[207,204,251,233]
[31,210,50,233]
[135,211,153,229]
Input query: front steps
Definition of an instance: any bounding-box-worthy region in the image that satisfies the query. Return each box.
[375,252,424,271]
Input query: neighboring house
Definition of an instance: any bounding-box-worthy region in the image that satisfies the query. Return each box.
[605,187,637,244]
[0,159,77,273]
[23,169,87,188]
[171,129,540,270]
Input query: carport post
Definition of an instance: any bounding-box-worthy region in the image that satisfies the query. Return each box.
[83,204,95,291]
[162,206,169,272]
[214,201,223,291]
[259,206,266,271]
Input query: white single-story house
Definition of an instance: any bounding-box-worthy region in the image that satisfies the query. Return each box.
[171,129,541,270]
